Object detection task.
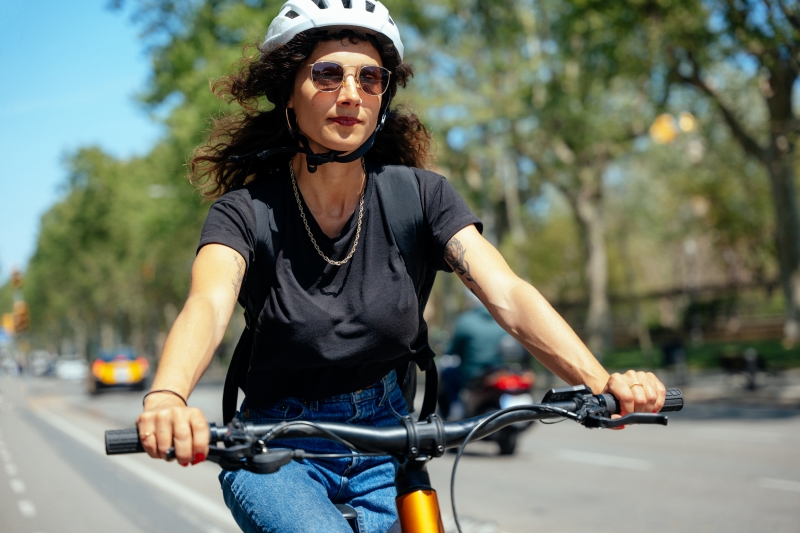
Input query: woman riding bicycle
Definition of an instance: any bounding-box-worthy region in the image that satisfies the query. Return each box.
[136,1,667,531]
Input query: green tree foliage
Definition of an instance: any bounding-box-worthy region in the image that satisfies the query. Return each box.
[398,0,665,354]
[557,0,800,339]
[21,0,787,361]
[0,280,12,317]
[24,146,202,356]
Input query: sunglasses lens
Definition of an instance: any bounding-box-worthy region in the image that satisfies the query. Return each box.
[358,66,390,95]
[310,62,390,95]
[311,62,344,91]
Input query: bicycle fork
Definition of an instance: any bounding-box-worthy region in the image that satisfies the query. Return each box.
[394,458,445,533]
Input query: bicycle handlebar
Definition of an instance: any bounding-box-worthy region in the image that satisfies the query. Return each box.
[106,387,683,466]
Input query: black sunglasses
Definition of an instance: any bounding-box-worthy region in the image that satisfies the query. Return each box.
[306,61,391,96]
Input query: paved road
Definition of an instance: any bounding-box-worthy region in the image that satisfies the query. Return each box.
[0,374,798,532]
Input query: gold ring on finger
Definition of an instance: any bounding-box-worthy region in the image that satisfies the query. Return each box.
[140,432,152,438]
[630,382,644,389]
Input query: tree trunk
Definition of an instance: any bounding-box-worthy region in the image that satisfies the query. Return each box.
[498,154,526,244]
[569,168,613,357]
[764,57,800,341]
[766,151,800,340]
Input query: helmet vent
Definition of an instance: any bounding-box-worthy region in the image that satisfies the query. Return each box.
[365,1,376,13]
[341,0,352,7]
[388,16,395,26]
[314,0,328,8]
[285,9,299,18]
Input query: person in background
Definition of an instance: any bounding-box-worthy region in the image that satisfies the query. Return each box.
[440,292,510,419]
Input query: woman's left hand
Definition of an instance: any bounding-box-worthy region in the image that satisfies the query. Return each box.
[602,370,667,419]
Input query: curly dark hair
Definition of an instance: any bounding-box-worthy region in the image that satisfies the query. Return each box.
[190,29,432,200]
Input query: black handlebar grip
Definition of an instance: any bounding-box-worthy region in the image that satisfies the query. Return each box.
[597,393,620,414]
[597,388,684,415]
[660,388,684,412]
[105,428,144,455]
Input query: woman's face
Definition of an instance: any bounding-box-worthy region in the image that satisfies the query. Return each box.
[288,39,384,155]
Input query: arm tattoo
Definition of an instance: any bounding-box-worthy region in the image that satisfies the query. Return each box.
[444,237,482,290]
[231,256,245,295]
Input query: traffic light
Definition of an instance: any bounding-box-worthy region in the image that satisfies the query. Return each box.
[11,269,23,290]
[1,313,14,335]
[13,301,30,333]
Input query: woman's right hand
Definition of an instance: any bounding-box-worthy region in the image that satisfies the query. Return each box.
[136,392,210,466]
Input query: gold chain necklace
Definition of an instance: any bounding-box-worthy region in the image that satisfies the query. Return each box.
[289,158,367,267]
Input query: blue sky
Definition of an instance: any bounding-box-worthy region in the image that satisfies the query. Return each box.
[0,0,163,284]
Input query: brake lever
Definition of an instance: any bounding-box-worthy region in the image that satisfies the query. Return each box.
[584,412,668,428]
[204,439,296,474]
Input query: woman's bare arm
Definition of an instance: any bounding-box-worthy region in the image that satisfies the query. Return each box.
[137,244,245,464]
[148,244,245,397]
[444,225,665,415]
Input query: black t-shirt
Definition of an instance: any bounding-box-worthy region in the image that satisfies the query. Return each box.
[198,163,482,404]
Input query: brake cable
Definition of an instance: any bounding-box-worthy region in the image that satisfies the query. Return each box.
[449,403,579,533]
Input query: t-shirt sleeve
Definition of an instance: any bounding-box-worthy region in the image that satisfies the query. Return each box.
[197,188,257,273]
[414,168,483,272]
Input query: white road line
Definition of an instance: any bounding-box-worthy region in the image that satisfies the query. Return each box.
[9,478,25,494]
[17,499,36,517]
[758,478,800,493]
[4,462,18,476]
[557,449,653,471]
[32,407,237,529]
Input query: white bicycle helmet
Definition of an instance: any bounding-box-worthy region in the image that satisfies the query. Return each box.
[262,0,404,59]
[230,0,404,172]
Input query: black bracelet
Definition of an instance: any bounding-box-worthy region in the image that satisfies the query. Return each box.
[142,389,188,407]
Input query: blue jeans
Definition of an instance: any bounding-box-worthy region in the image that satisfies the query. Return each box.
[219,372,409,533]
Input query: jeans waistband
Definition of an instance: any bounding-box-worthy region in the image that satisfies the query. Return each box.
[314,370,398,403]
[241,370,399,414]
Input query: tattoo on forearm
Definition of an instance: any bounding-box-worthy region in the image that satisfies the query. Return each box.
[232,256,245,294]
[444,237,482,290]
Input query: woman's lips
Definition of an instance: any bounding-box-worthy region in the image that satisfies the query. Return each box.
[330,116,360,126]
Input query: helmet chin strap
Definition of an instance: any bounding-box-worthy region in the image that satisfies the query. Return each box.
[231,97,392,173]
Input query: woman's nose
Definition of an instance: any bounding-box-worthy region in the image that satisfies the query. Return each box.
[338,73,361,104]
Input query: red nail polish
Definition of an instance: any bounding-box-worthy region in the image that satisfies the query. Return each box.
[180,462,188,467]
[192,453,205,465]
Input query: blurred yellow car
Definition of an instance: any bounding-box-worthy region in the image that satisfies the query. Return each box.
[88,349,149,394]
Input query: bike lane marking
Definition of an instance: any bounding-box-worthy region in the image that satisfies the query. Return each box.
[0,429,37,518]
[10,477,26,493]
[31,406,237,530]
[556,449,653,471]
[0,394,147,533]
[18,499,37,517]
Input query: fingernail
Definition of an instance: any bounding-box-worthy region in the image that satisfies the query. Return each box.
[180,462,188,467]
[192,453,205,465]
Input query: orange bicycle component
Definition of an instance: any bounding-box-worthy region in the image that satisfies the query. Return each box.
[396,489,444,533]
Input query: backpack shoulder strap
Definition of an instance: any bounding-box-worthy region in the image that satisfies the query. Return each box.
[222,176,283,424]
[374,165,438,420]
[374,165,426,295]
